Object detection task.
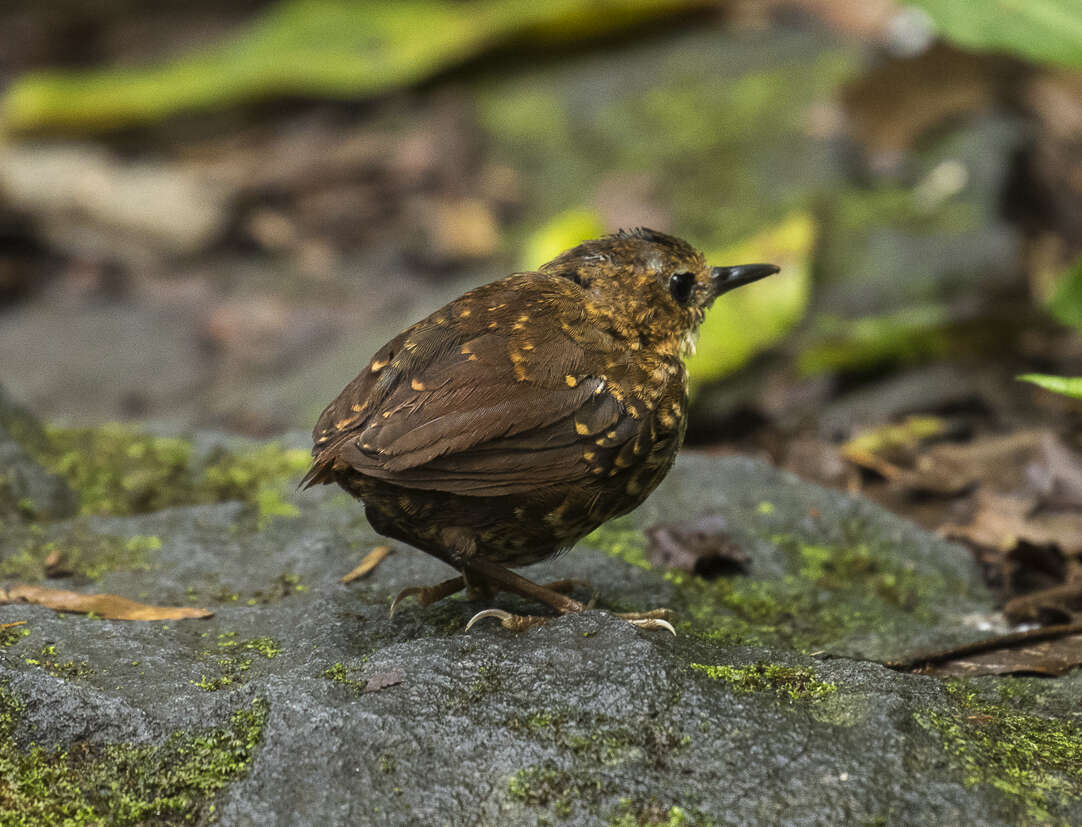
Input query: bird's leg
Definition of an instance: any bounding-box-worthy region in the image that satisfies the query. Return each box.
[463,568,495,601]
[463,558,674,634]
[466,559,586,613]
[388,574,583,620]
[389,527,484,617]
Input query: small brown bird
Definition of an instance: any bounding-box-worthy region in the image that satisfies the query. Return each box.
[303,229,778,631]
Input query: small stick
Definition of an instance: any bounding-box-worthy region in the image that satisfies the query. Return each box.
[885,621,1082,672]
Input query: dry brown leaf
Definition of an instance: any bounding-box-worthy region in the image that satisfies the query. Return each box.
[340,545,392,584]
[0,584,213,621]
[941,491,1082,556]
[364,668,405,693]
[843,428,1082,500]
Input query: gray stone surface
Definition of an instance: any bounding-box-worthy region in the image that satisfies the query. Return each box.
[3,427,1081,825]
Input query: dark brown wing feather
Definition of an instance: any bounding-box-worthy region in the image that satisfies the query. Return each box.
[304,276,653,496]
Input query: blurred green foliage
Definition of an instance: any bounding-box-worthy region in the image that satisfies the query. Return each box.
[687,212,813,392]
[522,208,606,270]
[1018,374,1082,401]
[1022,255,1082,402]
[1,0,710,134]
[479,34,857,252]
[797,306,955,376]
[1048,254,1082,332]
[37,424,308,520]
[912,0,1082,69]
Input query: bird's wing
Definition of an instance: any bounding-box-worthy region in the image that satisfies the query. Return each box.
[305,308,659,496]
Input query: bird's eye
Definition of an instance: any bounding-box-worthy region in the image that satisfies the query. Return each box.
[669,271,695,305]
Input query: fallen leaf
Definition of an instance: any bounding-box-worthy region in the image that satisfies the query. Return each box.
[841,415,949,474]
[0,584,213,621]
[843,428,1082,500]
[941,491,1082,556]
[340,545,392,584]
[646,515,749,579]
[365,668,405,693]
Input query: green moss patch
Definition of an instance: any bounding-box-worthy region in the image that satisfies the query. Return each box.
[320,662,367,695]
[589,516,972,653]
[0,684,267,825]
[193,633,282,692]
[690,662,836,701]
[0,528,160,583]
[29,424,308,520]
[508,765,603,817]
[610,799,694,827]
[918,683,1082,823]
[23,644,94,682]
[0,624,30,648]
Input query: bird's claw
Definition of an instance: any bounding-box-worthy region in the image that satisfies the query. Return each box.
[465,608,548,632]
[388,587,424,618]
[623,616,677,635]
[615,608,676,635]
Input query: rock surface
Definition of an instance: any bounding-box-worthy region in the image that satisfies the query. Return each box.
[3,420,1082,825]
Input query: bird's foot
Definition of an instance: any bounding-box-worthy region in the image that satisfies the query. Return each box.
[465,606,675,635]
[465,609,551,632]
[460,559,674,633]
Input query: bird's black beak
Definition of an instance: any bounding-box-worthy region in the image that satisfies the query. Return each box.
[710,263,780,297]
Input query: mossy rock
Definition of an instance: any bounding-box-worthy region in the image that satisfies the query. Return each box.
[6,417,1076,824]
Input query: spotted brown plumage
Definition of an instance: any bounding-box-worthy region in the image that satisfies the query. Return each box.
[304,229,778,630]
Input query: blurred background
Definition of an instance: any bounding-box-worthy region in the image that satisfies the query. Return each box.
[1,0,1081,609]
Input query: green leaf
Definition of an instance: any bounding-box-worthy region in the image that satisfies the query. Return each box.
[1047,254,1082,332]
[910,0,1082,69]
[1,0,711,134]
[1018,374,1082,400]
[686,212,814,392]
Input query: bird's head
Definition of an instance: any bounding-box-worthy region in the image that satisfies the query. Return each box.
[539,228,779,355]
